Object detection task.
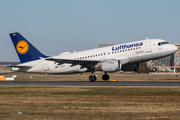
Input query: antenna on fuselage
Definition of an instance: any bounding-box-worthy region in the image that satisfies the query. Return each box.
[146,37,148,40]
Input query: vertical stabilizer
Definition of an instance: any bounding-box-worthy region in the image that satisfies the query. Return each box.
[9,32,48,63]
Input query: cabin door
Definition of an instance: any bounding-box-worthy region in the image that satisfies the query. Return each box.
[145,41,152,53]
[43,61,50,71]
[40,58,50,71]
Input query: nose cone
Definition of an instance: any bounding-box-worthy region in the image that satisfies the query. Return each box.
[172,45,178,53]
[162,44,178,55]
[164,44,178,54]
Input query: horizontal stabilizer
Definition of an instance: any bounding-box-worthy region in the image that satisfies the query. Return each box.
[7,65,32,69]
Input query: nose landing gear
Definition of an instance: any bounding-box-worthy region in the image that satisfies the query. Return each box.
[89,75,97,82]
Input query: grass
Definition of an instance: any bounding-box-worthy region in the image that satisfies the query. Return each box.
[0,87,180,120]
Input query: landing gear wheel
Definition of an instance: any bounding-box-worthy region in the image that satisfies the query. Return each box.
[152,67,157,72]
[89,75,97,82]
[102,74,109,80]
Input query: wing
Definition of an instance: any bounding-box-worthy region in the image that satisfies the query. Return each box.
[46,58,100,68]
[46,56,130,68]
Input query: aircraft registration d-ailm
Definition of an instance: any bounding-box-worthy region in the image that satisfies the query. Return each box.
[8,32,178,82]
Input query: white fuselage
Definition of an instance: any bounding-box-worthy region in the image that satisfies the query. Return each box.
[12,39,177,74]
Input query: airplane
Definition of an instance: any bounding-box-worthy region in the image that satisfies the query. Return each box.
[9,32,178,82]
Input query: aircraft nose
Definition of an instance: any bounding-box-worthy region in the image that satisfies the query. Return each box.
[172,45,178,53]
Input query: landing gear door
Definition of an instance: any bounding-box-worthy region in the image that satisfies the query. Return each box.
[145,41,152,53]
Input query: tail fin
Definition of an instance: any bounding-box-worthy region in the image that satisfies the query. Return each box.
[9,32,48,63]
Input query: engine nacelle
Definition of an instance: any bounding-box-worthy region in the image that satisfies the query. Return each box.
[121,63,139,71]
[101,60,121,72]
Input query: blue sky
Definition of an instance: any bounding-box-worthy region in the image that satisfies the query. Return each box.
[0,0,180,61]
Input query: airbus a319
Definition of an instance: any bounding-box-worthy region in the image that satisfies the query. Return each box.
[9,32,178,82]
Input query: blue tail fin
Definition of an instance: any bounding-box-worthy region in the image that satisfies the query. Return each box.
[9,32,48,63]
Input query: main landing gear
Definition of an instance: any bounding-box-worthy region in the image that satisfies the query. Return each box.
[89,73,110,82]
[102,73,109,80]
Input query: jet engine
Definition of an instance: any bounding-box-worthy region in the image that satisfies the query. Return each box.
[121,63,139,71]
[100,60,121,72]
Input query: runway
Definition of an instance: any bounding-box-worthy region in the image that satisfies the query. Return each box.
[0,81,180,87]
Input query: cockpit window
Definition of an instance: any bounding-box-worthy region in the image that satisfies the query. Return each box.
[158,42,169,46]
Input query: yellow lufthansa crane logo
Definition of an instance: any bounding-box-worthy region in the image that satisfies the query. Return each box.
[16,40,29,54]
